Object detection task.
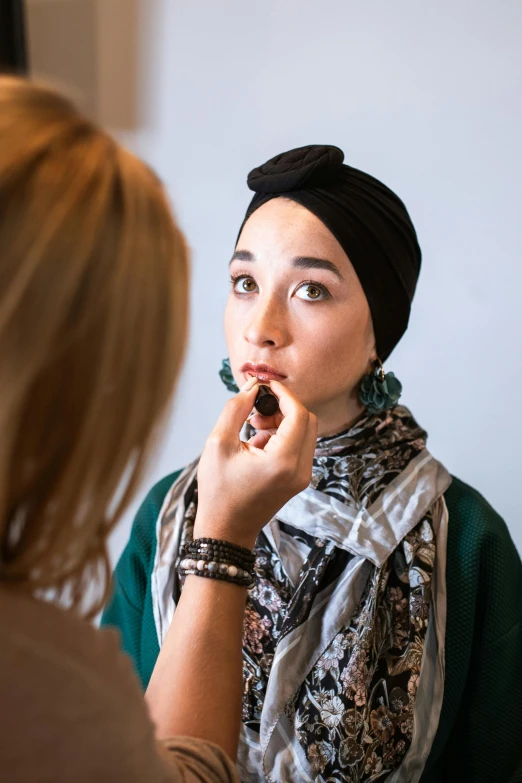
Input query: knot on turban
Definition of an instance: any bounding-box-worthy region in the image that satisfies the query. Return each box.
[247,144,344,193]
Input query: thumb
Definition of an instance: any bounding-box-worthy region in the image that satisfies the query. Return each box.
[212,376,259,440]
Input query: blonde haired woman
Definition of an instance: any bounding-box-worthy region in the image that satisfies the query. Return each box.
[0,77,316,783]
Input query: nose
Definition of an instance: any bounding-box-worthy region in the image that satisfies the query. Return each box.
[244,295,287,349]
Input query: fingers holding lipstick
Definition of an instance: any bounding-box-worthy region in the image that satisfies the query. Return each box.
[248,429,277,449]
[247,411,283,431]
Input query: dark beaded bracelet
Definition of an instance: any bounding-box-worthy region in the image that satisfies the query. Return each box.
[195,537,255,560]
[182,541,249,556]
[186,546,255,568]
[178,537,257,592]
[183,539,256,568]
[184,542,251,556]
[189,555,246,570]
[185,568,255,589]
[182,546,252,570]
[177,558,255,589]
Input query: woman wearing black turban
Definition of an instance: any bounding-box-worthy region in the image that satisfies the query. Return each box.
[103,146,522,783]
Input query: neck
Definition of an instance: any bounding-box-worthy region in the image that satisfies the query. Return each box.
[314,395,367,439]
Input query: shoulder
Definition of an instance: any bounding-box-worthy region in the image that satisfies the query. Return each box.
[107,469,186,605]
[138,470,184,524]
[443,475,522,641]
[128,469,184,555]
[444,475,518,559]
[0,596,168,781]
[0,590,136,695]
[444,475,502,528]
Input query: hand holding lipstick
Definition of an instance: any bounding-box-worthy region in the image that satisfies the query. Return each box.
[247,380,286,447]
[195,377,317,549]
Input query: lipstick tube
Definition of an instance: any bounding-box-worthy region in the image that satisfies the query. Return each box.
[254,385,280,417]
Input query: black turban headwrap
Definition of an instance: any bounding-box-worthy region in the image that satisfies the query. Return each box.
[240,145,422,361]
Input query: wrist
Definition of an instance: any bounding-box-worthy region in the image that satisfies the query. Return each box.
[183,572,249,595]
[193,514,257,551]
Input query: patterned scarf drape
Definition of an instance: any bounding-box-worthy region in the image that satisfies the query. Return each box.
[169,408,447,782]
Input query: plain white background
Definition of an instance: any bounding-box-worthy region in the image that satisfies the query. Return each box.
[34,0,522,561]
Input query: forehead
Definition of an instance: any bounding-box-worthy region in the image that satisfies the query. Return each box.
[237,198,351,270]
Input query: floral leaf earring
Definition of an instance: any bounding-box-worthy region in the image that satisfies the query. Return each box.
[219,358,240,393]
[359,358,402,415]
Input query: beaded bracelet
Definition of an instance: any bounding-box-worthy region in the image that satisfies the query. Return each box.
[182,545,252,569]
[177,537,256,589]
[182,539,255,567]
[178,558,255,588]
[189,538,255,563]
[194,537,254,555]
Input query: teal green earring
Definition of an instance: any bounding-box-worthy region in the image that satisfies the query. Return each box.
[219,358,240,393]
[359,358,402,414]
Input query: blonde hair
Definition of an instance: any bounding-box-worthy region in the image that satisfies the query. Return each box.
[0,77,188,616]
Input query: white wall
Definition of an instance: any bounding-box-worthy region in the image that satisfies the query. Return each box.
[36,0,522,560]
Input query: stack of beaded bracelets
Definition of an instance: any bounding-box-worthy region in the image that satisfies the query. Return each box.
[177,537,256,589]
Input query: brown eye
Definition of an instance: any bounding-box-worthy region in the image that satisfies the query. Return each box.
[232,276,258,294]
[295,283,327,301]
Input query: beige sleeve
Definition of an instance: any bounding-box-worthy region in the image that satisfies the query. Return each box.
[158,737,240,783]
[0,593,242,783]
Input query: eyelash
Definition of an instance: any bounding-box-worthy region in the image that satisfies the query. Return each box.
[299,279,331,301]
[229,274,331,301]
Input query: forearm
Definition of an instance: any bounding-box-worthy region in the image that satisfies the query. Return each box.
[144,378,315,764]
[145,575,246,761]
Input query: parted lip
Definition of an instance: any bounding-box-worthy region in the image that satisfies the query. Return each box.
[240,362,287,380]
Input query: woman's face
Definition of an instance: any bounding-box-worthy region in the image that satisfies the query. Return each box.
[225,198,375,436]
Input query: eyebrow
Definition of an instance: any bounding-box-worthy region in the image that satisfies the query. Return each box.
[230,250,343,280]
[292,256,344,280]
[229,250,254,264]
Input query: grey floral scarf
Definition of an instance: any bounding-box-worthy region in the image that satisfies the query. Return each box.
[151,407,451,783]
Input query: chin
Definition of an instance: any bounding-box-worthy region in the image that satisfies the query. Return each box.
[287,384,315,409]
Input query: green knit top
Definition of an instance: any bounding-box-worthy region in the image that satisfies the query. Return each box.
[102,475,522,782]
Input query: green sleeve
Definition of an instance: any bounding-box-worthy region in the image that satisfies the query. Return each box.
[101,471,180,689]
[425,478,522,782]
[447,485,522,782]
[454,618,522,782]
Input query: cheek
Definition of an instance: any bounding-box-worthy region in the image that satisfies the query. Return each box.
[301,308,371,386]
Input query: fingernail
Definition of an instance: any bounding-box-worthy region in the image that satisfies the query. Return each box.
[240,375,258,392]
